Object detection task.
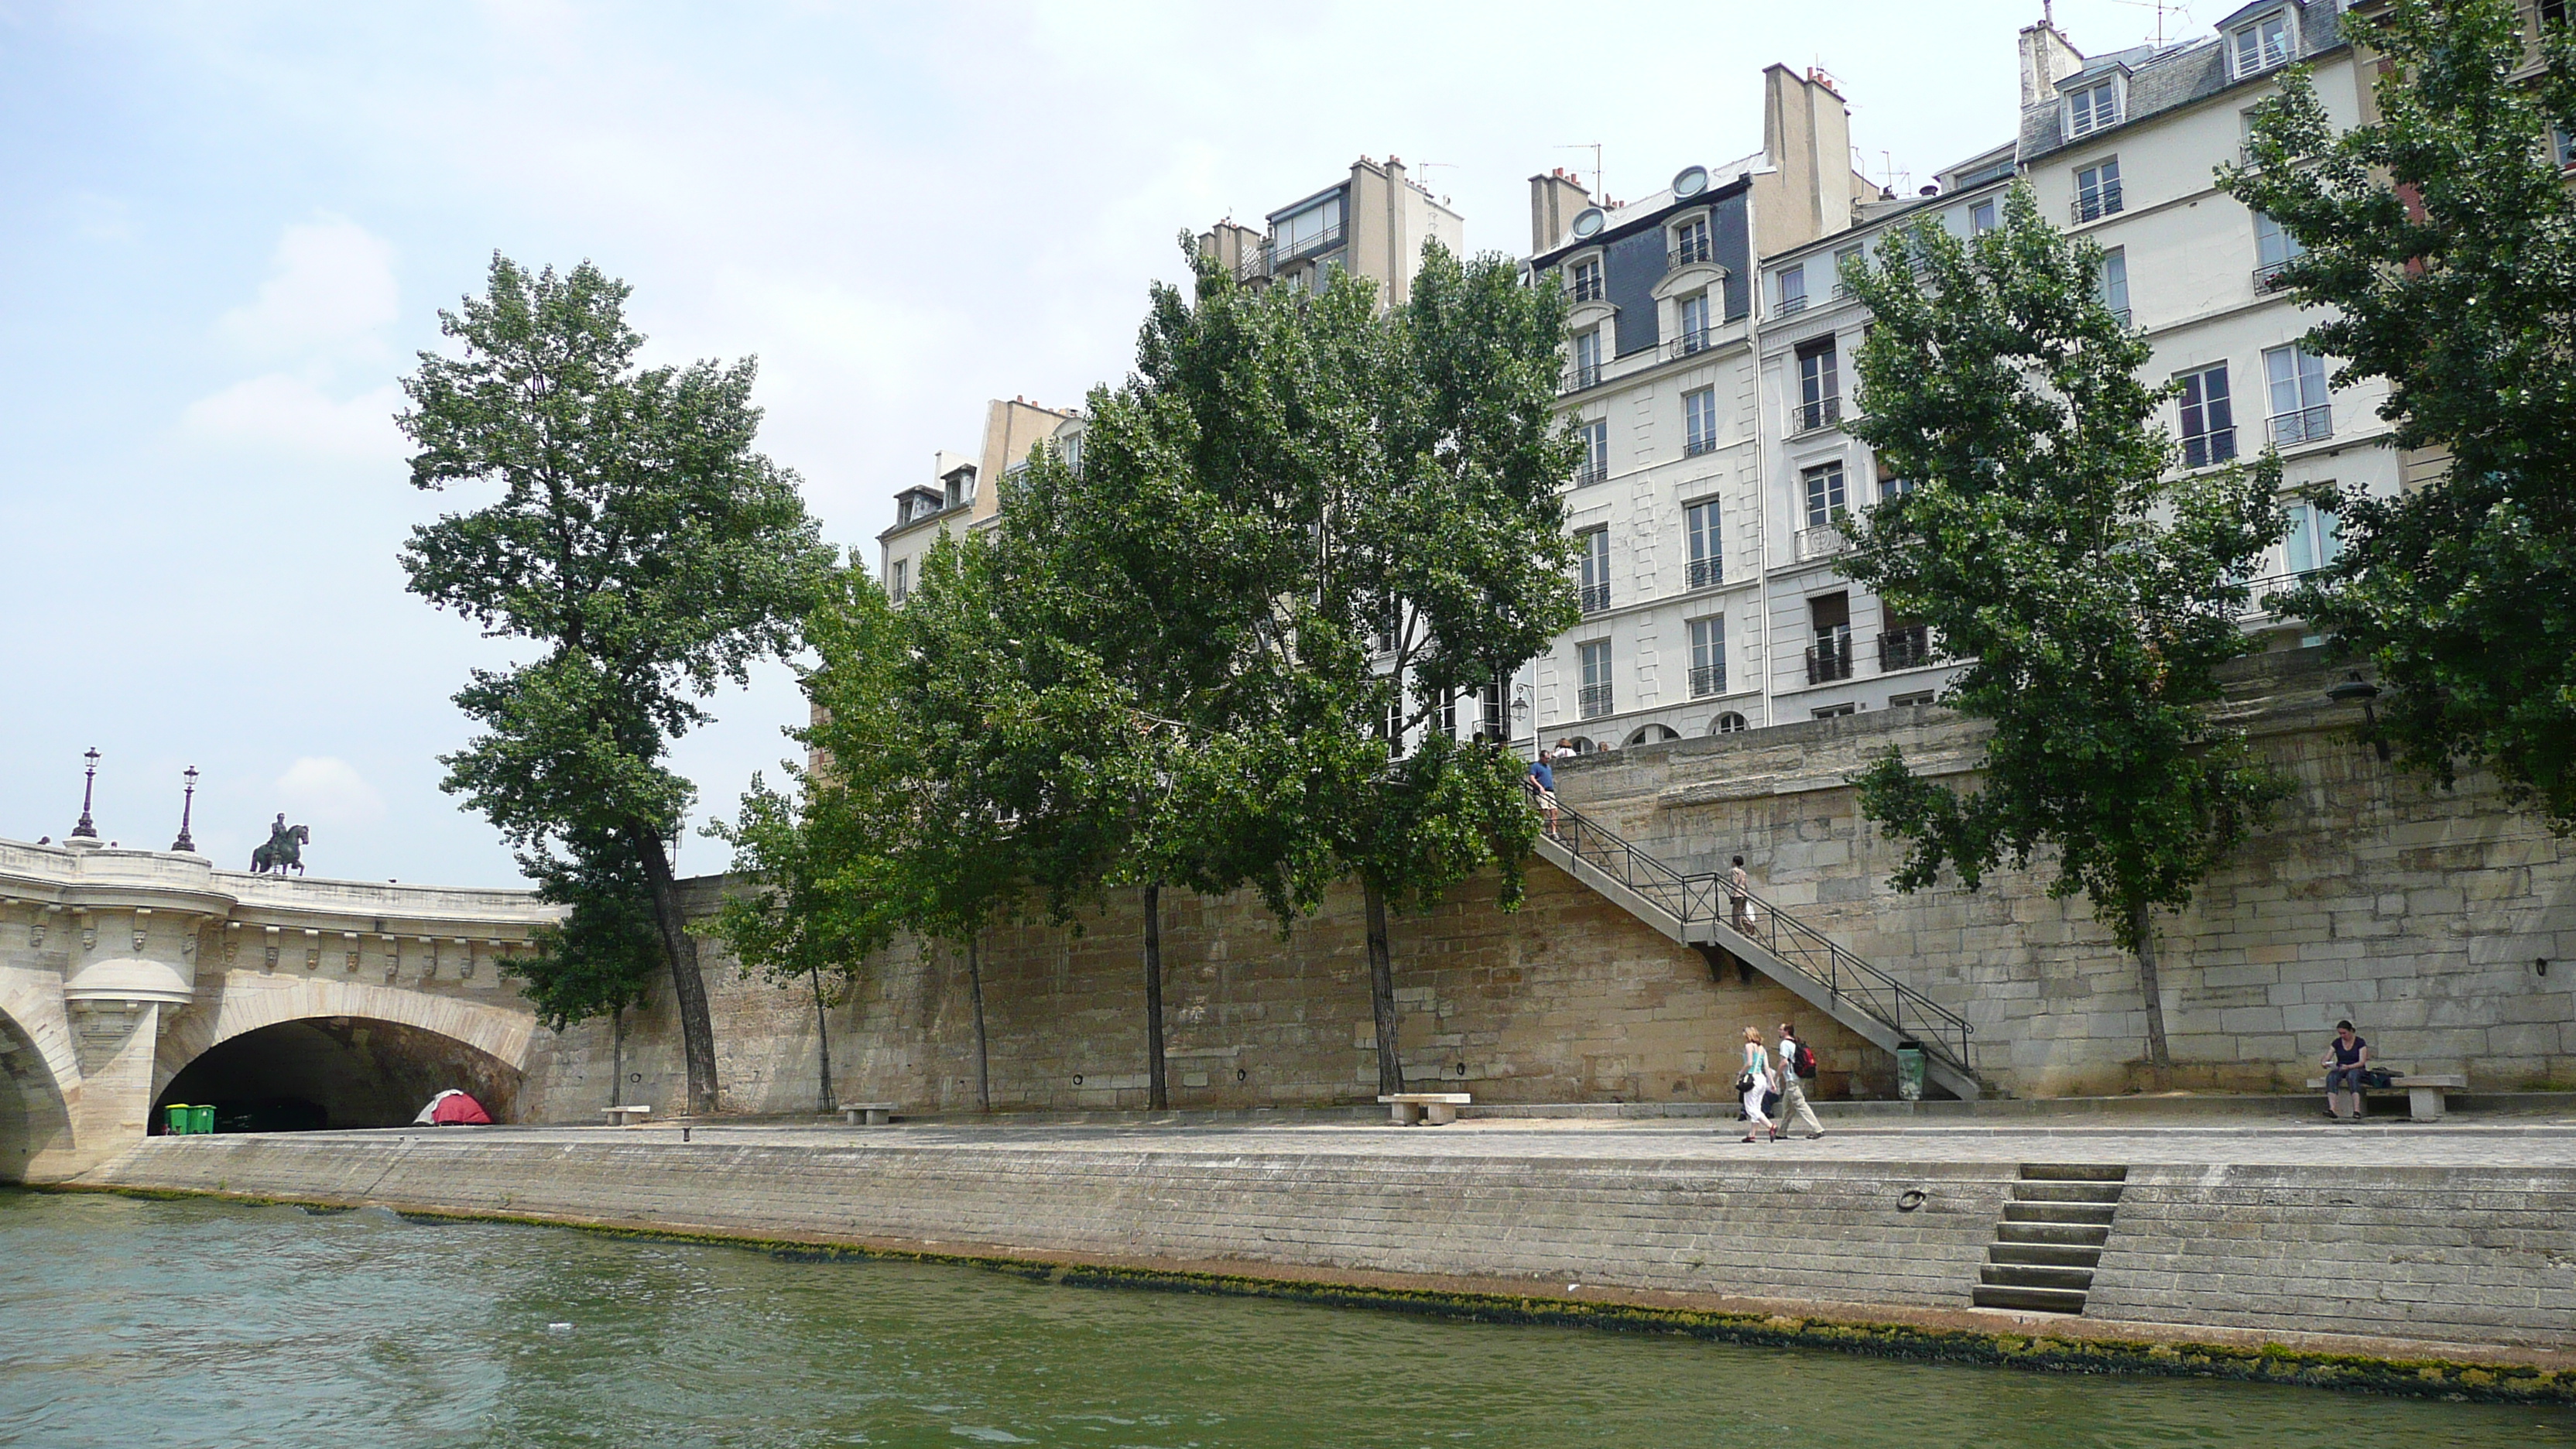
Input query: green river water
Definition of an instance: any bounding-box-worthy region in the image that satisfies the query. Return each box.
[1,1189,2566,1447]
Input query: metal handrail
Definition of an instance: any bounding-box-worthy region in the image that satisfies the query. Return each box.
[1543,796,1978,1081]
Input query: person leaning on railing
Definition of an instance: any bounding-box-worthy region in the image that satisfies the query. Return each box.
[1526,749,1560,838]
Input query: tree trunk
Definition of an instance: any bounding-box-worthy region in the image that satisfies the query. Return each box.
[1144,882,1168,1111]
[966,934,991,1113]
[1365,879,1403,1098]
[634,823,718,1115]
[2132,899,2174,1084]
[609,1005,625,1108]
[809,965,835,1115]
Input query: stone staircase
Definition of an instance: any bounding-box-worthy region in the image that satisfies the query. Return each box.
[1971,1163,2129,1314]
[1533,799,1989,1100]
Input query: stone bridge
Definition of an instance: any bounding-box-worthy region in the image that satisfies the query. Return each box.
[0,835,558,1183]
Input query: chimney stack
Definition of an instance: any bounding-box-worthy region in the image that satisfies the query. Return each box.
[1527,167,1592,254]
[2018,18,2084,108]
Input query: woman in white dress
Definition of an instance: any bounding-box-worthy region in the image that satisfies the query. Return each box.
[1738,1026,1778,1143]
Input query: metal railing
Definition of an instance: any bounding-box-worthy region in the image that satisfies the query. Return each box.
[2181,428,2238,470]
[1542,796,1977,1081]
[1267,220,1344,270]
[1776,292,1810,317]
[1578,581,1612,615]
[1684,433,1722,457]
[1879,625,1934,672]
[1670,327,1716,359]
[1234,248,1269,283]
[1686,557,1721,590]
[1793,396,1841,433]
[2253,258,2295,292]
[1669,233,1714,268]
[1571,272,1606,303]
[2269,404,2332,447]
[1563,360,1604,392]
[1793,522,1848,563]
[2107,305,2132,327]
[2072,183,2124,224]
[1577,683,1614,718]
[1806,635,1855,684]
[1572,460,1609,488]
[1690,663,1726,697]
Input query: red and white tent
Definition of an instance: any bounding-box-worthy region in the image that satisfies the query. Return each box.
[413,1089,493,1125]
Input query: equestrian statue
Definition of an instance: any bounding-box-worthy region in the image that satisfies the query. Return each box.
[251,814,310,875]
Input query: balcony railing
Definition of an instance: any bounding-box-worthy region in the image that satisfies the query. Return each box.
[1669,327,1716,360]
[2072,183,2124,224]
[1572,460,1608,488]
[1793,396,1842,433]
[1234,248,1269,283]
[1793,522,1849,563]
[1806,635,1855,684]
[1266,221,1344,271]
[1578,581,1611,615]
[1571,274,1606,303]
[1689,663,1726,697]
[1776,292,1810,317]
[1686,557,1721,590]
[1879,625,1935,672]
[1563,360,1604,392]
[1684,433,1721,457]
[2107,305,2132,327]
[2182,428,2239,470]
[1668,234,1714,269]
[2254,259,2296,292]
[1578,683,1614,719]
[2269,404,2333,447]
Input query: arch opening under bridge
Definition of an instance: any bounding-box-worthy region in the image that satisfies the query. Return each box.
[155,1015,522,1132]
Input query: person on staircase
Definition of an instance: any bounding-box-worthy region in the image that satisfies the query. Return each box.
[1726,856,1752,933]
[1776,1022,1826,1140]
[1738,1026,1780,1142]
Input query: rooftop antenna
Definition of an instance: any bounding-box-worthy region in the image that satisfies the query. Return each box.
[1554,143,1604,202]
[2103,0,2191,46]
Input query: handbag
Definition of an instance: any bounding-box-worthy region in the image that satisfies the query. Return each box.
[1734,1070,1758,1095]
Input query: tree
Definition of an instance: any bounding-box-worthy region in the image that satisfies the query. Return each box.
[2222,0,2576,830]
[999,240,1578,1099]
[399,255,835,1115]
[1837,186,2291,1077]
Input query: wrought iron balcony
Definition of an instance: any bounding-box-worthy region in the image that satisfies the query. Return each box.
[1571,461,1608,488]
[1563,360,1604,392]
[1686,557,1721,590]
[1776,292,1809,317]
[1879,625,1934,672]
[2254,259,2296,292]
[1668,234,1714,268]
[2269,404,2333,447]
[1578,683,1614,719]
[1669,327,1716,360]
[2072,183,2124,224]
[1578,581,1611,615]
[1571,273,1606,303]
[1266,221,1344,270]
[1792,396,1842,434]
[1684,433,1722,457]
[2182,428,2238,470]
[1689,663,1726,698]
[1793,523,1849,563]
[2108,306,2132,327]
[1805,636,1855,685]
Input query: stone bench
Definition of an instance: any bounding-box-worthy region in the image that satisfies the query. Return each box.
[1379,1092,1471,1126]
[2304,1072,2468,1122]
[601,1104,653,1128]
[838,1102,899,1126]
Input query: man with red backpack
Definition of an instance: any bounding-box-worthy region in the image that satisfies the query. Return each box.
[1776,1023,1825,1140]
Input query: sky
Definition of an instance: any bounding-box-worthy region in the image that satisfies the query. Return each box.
[0,0,2211,888]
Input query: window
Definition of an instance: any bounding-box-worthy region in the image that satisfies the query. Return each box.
[1676,293,1712,355]
[1805,593,1849,685]
[888,557,908,605]
[1778,265,1808,315]
[2097,248,2131,324]
[1795,337,1840,432]
[1684,386,1720,456]
[1879,615,1934,671]
[2286,501,2343,576]
[1577,528,1611,614]
[1574,418,1608,485]
[2074,158,2122,222]
[1578,640,1613,719]
[2558,125,2576,171]
[1831,245,1862,299]
[2547,1,2572,26]
[1877,456,1914,501]
[2232,12,2290,77]
[1569,329,1603,389]
[2177,364,2237,468]
[1686,500,1722,588]
[1670,216,1712,266]
[1273,194,1344,261]
[2253,213,2305,290]
[1812,703,1858,719]
[1571,256,1605,303]
[2265,344,2331,445]
[1478,677,1506,740]
[1711,711,1749,735]
[1971,197,1999,235]
[1060,433,1082,475]
[1802,461,1848,529]
[2068,79,2119,138]
[1689,616,1727,697]
[1888,690,1936,708]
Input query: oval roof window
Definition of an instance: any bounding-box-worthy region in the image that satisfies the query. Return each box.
[1571,207,1605,239]
[1673,165,1710,198]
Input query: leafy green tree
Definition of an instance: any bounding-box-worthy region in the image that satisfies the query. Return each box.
[2222,0,2576,829]
[504,829,661,1033]
[399,255,835,1115]
[1837,187,2290,1075]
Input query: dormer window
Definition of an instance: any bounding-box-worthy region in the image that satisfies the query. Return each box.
[1670,215,1712,267]
[2232,11,2290,77]
[1570,256,1605,303]
[2068,79,2120,138]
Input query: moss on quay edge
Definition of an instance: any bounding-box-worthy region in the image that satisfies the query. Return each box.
[44,1182,2572,1405]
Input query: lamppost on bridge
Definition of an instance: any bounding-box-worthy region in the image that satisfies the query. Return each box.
[69,748,101,841]
[172,766,200,855]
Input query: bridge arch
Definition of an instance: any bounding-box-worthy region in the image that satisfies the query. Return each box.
[154,978,538,1132]
[0,1003,74,1183]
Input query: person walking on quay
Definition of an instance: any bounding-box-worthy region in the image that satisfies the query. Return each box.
[1727,856,1752,933]
[1776,1022,1825,1140]
[2322,1019,2372,1120]
[1738,1026,1779,1143]
[1526,749,1560,838]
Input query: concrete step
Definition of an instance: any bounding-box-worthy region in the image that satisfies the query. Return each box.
[1989,1242,2102,1269]
[2019,1162,2129,1183]
[1980,1262,2096,1293]
[2004,1200,2119,1226]
[2011,1180,2126,1205]
[1972,1283,2090,1314]
[1998,1220,2112,1247]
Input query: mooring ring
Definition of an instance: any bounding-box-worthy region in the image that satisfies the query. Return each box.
[1896,1188,1927,1212]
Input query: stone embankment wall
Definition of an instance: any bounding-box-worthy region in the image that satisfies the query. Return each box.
[1550,648,2576,1097]
[79,1133,2576,1360]
[518,648,2571,1118]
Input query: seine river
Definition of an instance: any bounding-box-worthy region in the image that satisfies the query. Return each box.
[2,1189,2566,1447]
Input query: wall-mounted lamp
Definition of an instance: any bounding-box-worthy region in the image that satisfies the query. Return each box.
[2324,672,2393,762]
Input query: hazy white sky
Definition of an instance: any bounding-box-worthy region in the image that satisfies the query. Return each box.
[0,0,2207,886]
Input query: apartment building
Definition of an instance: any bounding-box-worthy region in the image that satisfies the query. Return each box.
[876,396,1076,602]
[1200,155,1465,308]
[1520,65,1880,752]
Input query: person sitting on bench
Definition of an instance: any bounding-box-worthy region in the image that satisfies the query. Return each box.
[2321,1019,2371,1120]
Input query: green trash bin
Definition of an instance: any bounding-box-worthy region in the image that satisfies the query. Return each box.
[164,1104,194,1136]
[189,1105,217,1136]
[1895,1043,1926,1102]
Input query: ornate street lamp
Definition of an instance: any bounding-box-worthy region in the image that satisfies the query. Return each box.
[2324,672,2393,763]
[172,766,200,854]
[69,748,101,840]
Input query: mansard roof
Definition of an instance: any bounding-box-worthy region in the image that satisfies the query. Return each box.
[2018,0,2346,163]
